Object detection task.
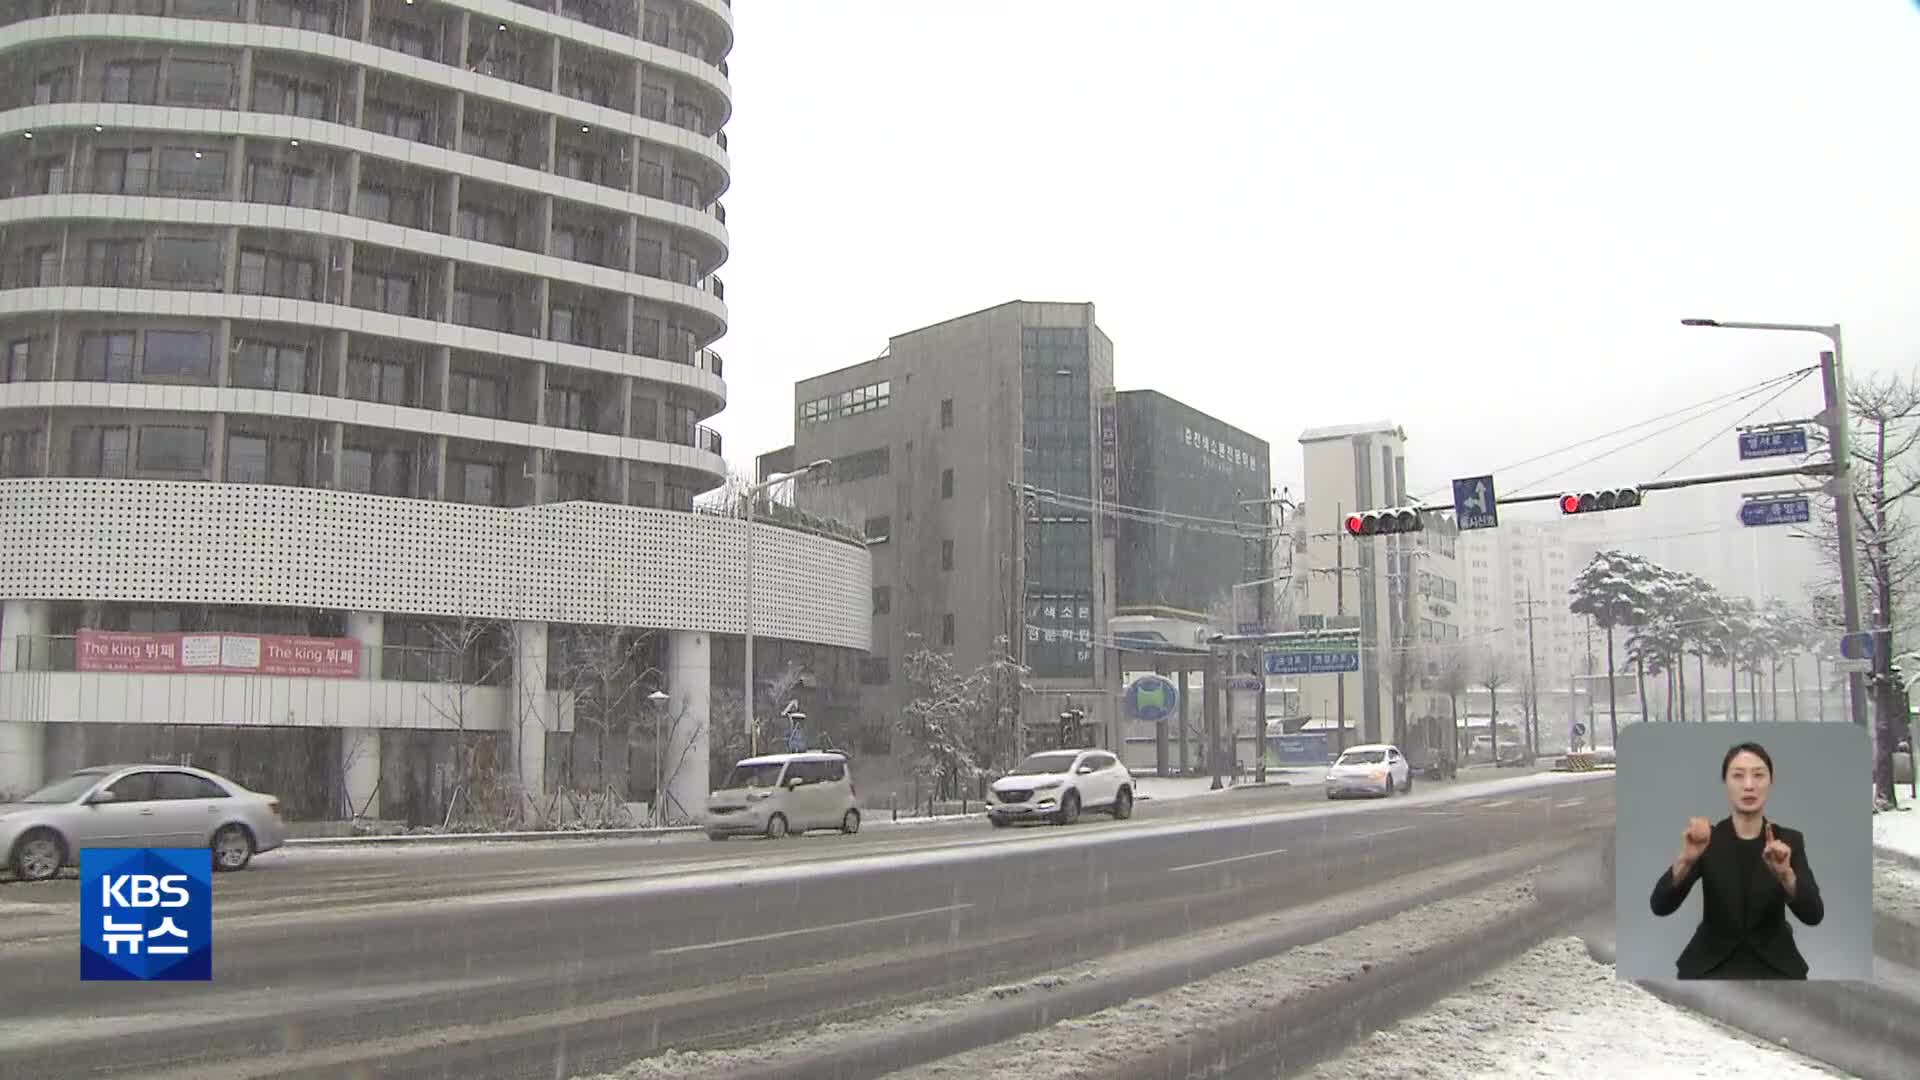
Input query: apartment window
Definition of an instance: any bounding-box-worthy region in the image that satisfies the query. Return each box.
[157,148,227,197]
[550,306,601,348]
[631,316,661,356]
[76,333,136,381]
[352,270,417,316]
[102,60,160,105]
[635,159,665,198]
[799,381,891,425]
[828,446,891,483]
[452,460,502,505]
[92,149,151,195]
[33,68,73,106]
[340,445,413,497]
[4,339,36,382]
[150,236,223,289]
[174,0,241,15]
[69,425,131,477]
[556,149,603,184]
[941,613,955,647]
[639,82,670,122]
[247,160,320,208]
[357,186,422,228]
[136,426,207,473]
[551,226,603,265]
[365,100,432,143]
[85,239,144,287]
[6,246,59,289]
[940,398,954,428]
[346,356,413,406]
[941,469,954,499]
[260,0,339,33]
[370,19,434,59]
[461,120,517,162]
[558,68,610,107]
[456,205,516,246]
[238,249,319,299]
[251,72,329,119]
[142,331,213,378]
[225,433,306,486]
[0,430,40,477]
[452,288,509,332]
[448,371,506,419]
[862,515,891,542]
[859,656,889,686]
[670,175,702,210]
[633,238,663,277]
[23,157,68,197]
[671,102,706,136]
[230,340,308,392]
[942,539,954,571]
[544,386,589,429]
[872,586,891,616]
[165,60,235,107]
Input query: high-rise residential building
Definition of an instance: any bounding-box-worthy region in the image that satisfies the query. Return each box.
[0,3,872,826]
[765,301,1122,749]
[1460,519,1593,697]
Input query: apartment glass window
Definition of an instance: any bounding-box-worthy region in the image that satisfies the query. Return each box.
[635,159,665,198]
[106,0,166,12]
[69,426,131,477]
[76,333,136,381]
[558,68,609,107]
[33,68,73,106]
[555,469,598,502]
[230,340,308,392]
[102,61,160,105]
[672,102,706,135]
[4,339,35,382]
[352,270,417,316]
[136,426,206,473]
[365,101,431,143]
[549,306,601,348]
[941,614,955,647]
[452,288,508,331]
[174,0,241,15]
[357,186,421,228]
[225,433,306,485]
[941,468,954,499]
[551,226,603,265]
[863,515,891,542]
[371,19,434,58]
[85,239,143,287]
[0,430,40,477]
[456,205,516,246]
[24,157,68,197]
[165,60,235,107]
[941,398,954,428]
[142,331,213,377]
[633,238,663,277]
[453,460,501,505]
[247,160,320,208]
[639,82,670,122]
[238,250,319,299]
[942,539,954,571]
[544,386,588,429]
[340,446,413,497]
[631,316,661,356]
[251,72,329,119]
[556,149,602,185]
[260,0,339,33]
[872,586,891,616]
[669,175,702,210]
[629,396,657,438]
[157,148,227,197]
[347,357,413,406]
[91,149,152,195]
[6,245,59,289]
[448,371,506,418]
[461,120,517,162]
[149,236,223,289]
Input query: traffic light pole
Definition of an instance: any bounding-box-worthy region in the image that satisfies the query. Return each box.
[1818,350,1872,734]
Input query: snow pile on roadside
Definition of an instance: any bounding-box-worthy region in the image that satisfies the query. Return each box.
[1876,858,1920,923]
[1873,805,1920,862]
[1304,937,1847,1080]
[891,876,1542,1079]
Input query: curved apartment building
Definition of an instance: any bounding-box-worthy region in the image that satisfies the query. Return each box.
[0,2,872,826]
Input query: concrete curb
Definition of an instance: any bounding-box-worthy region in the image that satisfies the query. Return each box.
[1875,844,1920,873]
[282,811,992,848]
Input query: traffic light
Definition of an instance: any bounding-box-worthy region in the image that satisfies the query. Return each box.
[1558,488,1644,515]
[1058,707,1085,748]
[1343,507,1425,537]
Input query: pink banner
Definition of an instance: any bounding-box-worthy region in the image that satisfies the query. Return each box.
[75,630,361,678]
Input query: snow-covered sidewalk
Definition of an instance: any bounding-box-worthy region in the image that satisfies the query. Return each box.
[1873,803,1920,863]
[1304,937,1847,1080]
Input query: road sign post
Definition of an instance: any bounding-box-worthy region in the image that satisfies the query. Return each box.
[1452,475,1499,531]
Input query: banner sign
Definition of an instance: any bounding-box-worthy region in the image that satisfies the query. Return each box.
[76,630,362,678]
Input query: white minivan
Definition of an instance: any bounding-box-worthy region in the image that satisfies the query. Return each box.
[705,751,860,840]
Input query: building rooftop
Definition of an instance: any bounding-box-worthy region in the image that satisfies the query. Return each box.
[1298,421,1406,444]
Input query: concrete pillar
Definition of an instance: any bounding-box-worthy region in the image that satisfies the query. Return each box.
[0,600,51,796]
[511,620,550,800]
[338,612,384,819]
[663,629,711,825]
[347,611,383,679]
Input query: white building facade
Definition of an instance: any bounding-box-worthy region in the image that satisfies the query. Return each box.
[0,2,872,821]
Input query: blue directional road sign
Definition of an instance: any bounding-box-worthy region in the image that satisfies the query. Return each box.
[1840,632,1877,661]
[1739,497,1811,527]
[1738,428,1810,461]
[1264,649,1361,676]
[1451,475,1499,531]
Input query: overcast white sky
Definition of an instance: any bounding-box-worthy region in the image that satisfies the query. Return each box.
[712,0,1918,567]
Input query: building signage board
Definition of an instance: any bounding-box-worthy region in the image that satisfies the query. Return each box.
[1099,403,1119,538]
[75,629,362,678]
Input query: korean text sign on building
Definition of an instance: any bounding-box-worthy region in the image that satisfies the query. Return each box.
[75,630,361,678]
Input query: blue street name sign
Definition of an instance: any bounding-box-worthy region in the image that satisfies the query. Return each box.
[1739,497,1811,528]
[1840,632,1877,661]
[1451,475,1499,531]
[1738,428,1809,460]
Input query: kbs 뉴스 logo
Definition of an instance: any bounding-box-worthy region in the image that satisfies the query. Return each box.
[80,848,213,981]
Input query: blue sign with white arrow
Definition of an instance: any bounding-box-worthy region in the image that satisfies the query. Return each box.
[1739,428,1809,460]
[1451,475,1498,531]
[1740,497,1811,527]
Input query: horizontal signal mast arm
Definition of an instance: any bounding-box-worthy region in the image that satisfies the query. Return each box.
[1401,461,1834,515]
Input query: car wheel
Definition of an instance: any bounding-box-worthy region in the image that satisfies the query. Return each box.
[841,809,861,835]
[212,824,254,872]
[1404,773,1414,794]
[765,813,789,840]
[9,828,65,883]
[1112,786,1134,820]
[1055,791,1081,826]
[1383,776,1394,798]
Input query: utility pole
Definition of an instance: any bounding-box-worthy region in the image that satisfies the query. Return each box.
[1334,503,1348,753]
[1516,585,1546,758]
[1584,615,1597,746]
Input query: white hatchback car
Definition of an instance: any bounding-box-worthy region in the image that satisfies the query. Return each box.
[705,751,860,840]
[987,749,1134,826]
[1325,743,1413,799]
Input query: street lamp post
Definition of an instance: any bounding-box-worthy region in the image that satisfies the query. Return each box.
[741,459,832,757]
[647,688,670,825]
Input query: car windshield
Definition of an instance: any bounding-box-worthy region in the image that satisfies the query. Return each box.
[1008,752,1080,776]
[19,773,104,804]
[1337,750,1386,766]
[721,763,786,790]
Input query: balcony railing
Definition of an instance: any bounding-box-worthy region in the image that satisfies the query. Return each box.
[695,348,724,378]
[694,424,722,456]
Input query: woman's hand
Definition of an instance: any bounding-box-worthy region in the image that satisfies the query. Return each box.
[1763,823,1797,896]
[1673,816,1711,879]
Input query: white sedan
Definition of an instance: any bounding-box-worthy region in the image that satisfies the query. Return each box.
[1324,743,1413,799]
[2,764,287,882]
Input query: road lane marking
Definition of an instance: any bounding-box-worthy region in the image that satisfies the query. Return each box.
[1480,799,1515,809]
[654,903,973,956]
[1356,826,1415,840]
[1169,847,1290,873]
[1555,798,1587,809]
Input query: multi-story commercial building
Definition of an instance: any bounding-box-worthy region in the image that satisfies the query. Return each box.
[0,2,872,826]
[763,301,1121,751]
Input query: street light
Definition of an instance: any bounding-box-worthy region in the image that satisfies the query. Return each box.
[742,458,832,756]
[647,688,670,825]
[1680,317,1867,732]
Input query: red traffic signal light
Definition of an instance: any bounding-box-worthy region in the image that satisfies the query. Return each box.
[1345,507,1424,536]
[1559,488,1643,515]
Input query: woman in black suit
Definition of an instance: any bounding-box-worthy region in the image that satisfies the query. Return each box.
[1650,741,1824,979]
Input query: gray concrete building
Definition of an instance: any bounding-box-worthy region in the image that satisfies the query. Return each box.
[763,301,1121,749]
